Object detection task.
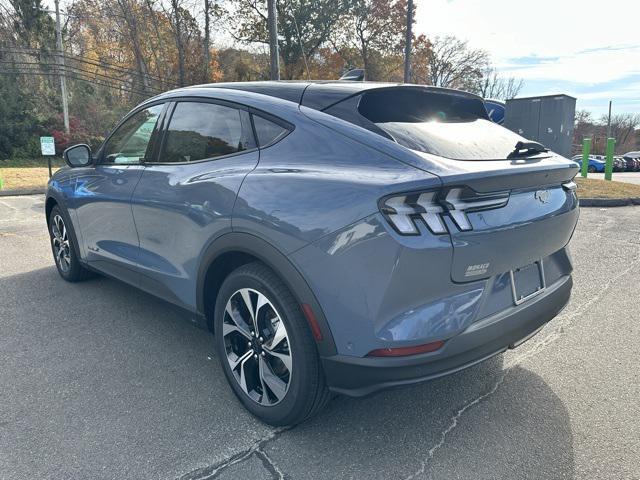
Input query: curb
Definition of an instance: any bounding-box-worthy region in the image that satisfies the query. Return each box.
[580,197,640,207]
[0,188,46,197]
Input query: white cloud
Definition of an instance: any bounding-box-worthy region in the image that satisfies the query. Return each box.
[414,0,640,112]
[414,0,639,60]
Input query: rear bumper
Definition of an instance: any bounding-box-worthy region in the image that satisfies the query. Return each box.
[322,274,572,397]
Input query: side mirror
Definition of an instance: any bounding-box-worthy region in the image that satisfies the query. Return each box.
[63,144,93,168]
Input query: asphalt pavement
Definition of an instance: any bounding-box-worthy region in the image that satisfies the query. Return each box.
[1,195,638,480]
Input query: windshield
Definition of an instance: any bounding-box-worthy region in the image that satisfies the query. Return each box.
[357,89,535,161]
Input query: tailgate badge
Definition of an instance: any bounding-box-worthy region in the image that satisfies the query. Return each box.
[535,190,550,204]
[465,263,490,277]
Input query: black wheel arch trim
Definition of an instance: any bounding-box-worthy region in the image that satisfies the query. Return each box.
[196,232,337,357]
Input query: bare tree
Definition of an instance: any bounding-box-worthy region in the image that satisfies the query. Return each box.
[346,0,408,80]
[600,113,640,152]
[475,66,523,100]
[422,35,489,90]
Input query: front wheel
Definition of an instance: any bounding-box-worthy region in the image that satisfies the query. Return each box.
[214,262,330,425]
[48,205,93,282]
[588,166,597,173]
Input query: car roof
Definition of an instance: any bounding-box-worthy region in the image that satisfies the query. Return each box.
[182,81,485,111]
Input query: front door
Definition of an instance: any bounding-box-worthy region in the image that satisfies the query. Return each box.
[131,99,259,310]
[73,103,164,282]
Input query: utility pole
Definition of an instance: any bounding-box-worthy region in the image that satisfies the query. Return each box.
[54,0,70,134]
[403,0,413,83]
[267,0,280,80]
[606,100,612,139]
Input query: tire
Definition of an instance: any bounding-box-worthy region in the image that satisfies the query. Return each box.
[588,166,596,173]
[48,205,93,282]
[214,262,331,426]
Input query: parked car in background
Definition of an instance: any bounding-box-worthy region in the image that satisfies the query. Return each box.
[571,155,606,173]
[622,156,639,172]
[614,156,626,172]
[484,99,506,124]
[623,153,640,171]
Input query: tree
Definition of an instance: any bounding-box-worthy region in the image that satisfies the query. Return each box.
[345,0,408,80]
[229,0,353,79]
[474,66,523,100]
[601,113,640,153]
[419,35,489,90]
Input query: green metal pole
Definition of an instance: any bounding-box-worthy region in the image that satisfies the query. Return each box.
[581,138,591,178]
[604,137,615,181]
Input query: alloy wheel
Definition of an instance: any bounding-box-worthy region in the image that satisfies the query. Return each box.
[51,214,71,273]
[222,288,292,406]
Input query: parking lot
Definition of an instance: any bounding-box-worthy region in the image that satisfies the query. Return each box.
[1,195,639,480]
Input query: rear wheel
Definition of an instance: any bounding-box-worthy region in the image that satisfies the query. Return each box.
[48,205,92,282]
[588,166,596,173]
[214,262,330,425]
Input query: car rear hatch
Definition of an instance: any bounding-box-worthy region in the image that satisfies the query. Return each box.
[424,155,579,282]
[323,85,580,282]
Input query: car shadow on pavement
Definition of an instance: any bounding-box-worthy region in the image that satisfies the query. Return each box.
[272,358,575,479]
[0,266,574,480]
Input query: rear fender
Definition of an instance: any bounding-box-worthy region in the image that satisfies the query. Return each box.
[196,232,338,357]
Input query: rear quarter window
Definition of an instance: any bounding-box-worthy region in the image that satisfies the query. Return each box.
[252,115,291,147]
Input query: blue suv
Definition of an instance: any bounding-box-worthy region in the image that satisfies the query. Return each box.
[47,82,579,425]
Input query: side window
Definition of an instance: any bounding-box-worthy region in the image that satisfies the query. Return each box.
[162,102,252,163]
[102,104,163,164]
[252,115,290,147]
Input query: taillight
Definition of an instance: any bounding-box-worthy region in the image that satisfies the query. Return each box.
[379,187,509,235]
[380,191,446,235]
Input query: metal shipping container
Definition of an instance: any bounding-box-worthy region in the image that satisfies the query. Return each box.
[504,94,576,158]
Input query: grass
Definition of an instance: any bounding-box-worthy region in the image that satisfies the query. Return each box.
[0,158,62,191]
[575,177,640,199]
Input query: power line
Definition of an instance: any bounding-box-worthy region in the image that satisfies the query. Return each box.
[0,47,177,87]
[0,69,153,97]
[1,60,164,94]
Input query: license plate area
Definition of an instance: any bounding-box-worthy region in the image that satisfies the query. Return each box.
[510,260,546,306]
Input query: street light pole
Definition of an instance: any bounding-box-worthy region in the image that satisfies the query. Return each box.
[54,0,70,134]
[267,0,280,80]
[403,0,413,83]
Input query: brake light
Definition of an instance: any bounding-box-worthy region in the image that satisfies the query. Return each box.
[379,187,509,235]
[367,340,445,357]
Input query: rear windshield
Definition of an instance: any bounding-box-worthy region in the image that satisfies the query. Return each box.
[357,89,528,160]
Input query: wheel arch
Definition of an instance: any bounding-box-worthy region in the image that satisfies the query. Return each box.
[45,192,84,263]
[45,195,59,227]
[197,233,337,357]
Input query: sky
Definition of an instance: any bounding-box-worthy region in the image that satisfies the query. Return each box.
[414,0,640,117]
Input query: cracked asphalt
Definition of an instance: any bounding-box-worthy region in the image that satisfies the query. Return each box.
[1,195,639,480]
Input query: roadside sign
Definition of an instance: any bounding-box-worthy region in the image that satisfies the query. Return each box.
[40,136,55,156]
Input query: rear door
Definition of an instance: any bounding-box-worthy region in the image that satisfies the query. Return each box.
[131,99,259,309]
[74,103,164,282]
